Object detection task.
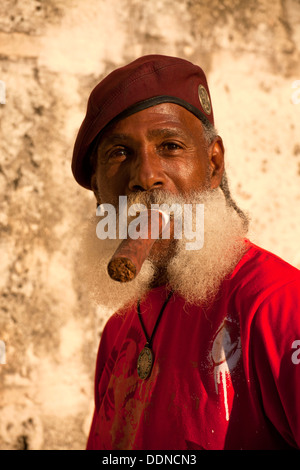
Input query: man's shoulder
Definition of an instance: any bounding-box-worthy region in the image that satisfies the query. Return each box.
[103,305,134,332]
[230,240,300,302]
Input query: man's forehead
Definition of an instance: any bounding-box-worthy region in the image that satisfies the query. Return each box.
[98,103,205,145]
[98,128,190,147]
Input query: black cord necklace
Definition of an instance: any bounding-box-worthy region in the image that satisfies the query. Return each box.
[137,290,173,379]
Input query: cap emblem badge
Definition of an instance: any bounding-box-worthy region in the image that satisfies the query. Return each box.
[198,84,211,115]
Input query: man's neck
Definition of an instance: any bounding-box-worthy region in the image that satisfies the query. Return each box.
[149,265,169,289]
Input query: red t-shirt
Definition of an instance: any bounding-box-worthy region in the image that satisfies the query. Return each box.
[86,242,300,450]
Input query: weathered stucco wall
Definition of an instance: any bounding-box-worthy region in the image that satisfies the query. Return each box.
[0,0,299,450]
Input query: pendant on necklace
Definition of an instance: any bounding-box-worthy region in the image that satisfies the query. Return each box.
[137,345,153,379]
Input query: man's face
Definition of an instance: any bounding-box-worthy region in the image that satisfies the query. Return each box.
[91,102,224,270]
[92,102,224,203]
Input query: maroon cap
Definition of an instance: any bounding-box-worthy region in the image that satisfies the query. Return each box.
[72,54,214,190]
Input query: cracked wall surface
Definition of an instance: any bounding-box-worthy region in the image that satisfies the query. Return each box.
[0,0,300,450]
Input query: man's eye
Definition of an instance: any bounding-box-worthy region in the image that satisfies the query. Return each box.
[107,147,128,160]
[162,142,182,151]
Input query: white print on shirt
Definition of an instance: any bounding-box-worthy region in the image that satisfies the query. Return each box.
[211,319,241,421]
[291,340,300,364]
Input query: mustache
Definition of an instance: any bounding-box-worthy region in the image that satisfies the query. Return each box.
[122,190,171,208]
[105,189,211,212]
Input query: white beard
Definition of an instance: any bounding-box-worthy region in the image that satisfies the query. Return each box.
[77,188,249,315]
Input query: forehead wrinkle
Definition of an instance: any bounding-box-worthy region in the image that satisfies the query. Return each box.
[146,127,189,140]
[99,133,132,147]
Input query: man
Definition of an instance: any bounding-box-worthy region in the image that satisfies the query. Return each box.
[72,55,300,450]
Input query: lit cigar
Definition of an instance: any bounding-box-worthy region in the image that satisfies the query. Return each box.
[107,209,170,282]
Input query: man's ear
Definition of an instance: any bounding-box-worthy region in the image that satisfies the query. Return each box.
[208,136,225,189]
[91,174,101,205]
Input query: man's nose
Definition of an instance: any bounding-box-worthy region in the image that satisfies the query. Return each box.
[128,147,165,192]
